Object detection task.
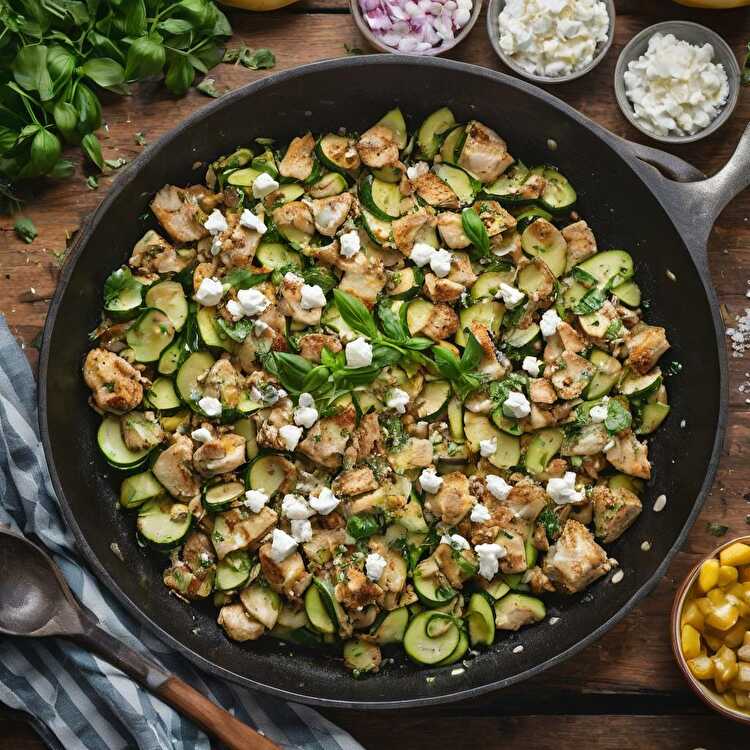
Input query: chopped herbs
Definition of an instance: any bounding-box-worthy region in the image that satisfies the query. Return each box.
[197,78,221,98]
[13,217,37,243]
[223,46,276,70]
[706,522,729,537]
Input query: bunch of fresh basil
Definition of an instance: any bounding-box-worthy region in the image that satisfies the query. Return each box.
[0,0,232,204]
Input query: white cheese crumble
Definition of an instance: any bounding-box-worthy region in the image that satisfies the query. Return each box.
[225,299,244,321]
[410,242,436,267]
[237,287,270,316]
[284,271,304,285]
[239,208,267,234]
[291,519,313,543]
[244,489,270,513]
[269,528,297,563]
[430,248,453,278]
[546,471,584,505]
[294,392,318,429]
[522,356,541,377]
[345,337,373,368]
[386,388,410,414]
[198,396,222,417]
[623,32,729,138]
[210,236,223,256]
[195,277,224,307]
[406,161,429,180]
[503,390,531,419]
[486,474,512,501]
[309,487,340,515]
[252,172,279,199]
[282,494,315,520]
[497,282,525,309]
[365,552,388,582]
[339,230,361,258]
[498,0,610,78]
[419,468,444,494]
[190,427,212,443]
[204,209,228,235]
[653,494,667,512]
[475,543,507,580]
[479,437,497,457]
[279,424,303,451]
[300,284,327,310]
[589,402,608,423]
[471,502,492,523]
[441,533,470,550]
[539,308,562,338]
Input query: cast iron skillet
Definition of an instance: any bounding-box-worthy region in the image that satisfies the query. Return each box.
[40,56,750,708]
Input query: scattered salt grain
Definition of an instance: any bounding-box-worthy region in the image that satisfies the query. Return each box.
[512,645,524,654]
[653,494,667,512]
[611,569,624,584]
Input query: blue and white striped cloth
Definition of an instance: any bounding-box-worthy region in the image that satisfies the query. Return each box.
[0,316,363,750]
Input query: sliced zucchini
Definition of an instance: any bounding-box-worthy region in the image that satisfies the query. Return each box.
[636,402,670,434]
[481,576,511,600]
[415,380,451,421]
[322,302,358,341]
[608,473,645,495]
[267,183,304,205]
[612,279,641,307]
[483,162,532,205]
[520,219,567,277]
[304,583,335,634]
[585,348,622,399]
[371,606,410,645]
[360,208,392,246]
[97,416,151,468]
[404,611,460,665]
[455,300,504,347]
[137,497,191,549]
[447,397,465,441]
[491,407,523,436]
[372,164,402,183]
[103,267,143,320]
[517,261,551,299]
[145,281,188,332]
[252,149,278,177]
[494,593,546,630]
[119,470,163,509]
[618,368,662,399]
[515,206,553,232]
[467,593,495,647]
[247,454,291,497]
[125,308,175,363]
[377,107,408,150]
[227,167,262,187]
[413,561,455,607]
[395,496,429,532]
[316,133,357,174]
[233,417,259,461]
[504,323,540,350]
[314,577,348,630]
[575,249,634,289]
[215,549,252,591]
[406,298,435,336]
[471,270,515,301]
[175,351,215,405]
[204,480,245,511]
[525,428,564,475]
[436,626,468,666]
[146,377,181,412]
[417,107,455,160]
[359,175,401,221]
[308,172,348,198]
[529,165,577,212]
[440,124,465,164]
[196,307,234,353]
[157,334,185,376]
[434,163,479,206]
[388,267,424,300]
[256,242,303,270]
[343,638,381,674]
[464,412,521,469]
[240,584,281,629]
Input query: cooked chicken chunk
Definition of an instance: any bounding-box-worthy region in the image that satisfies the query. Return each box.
[217,603,265,642]
[421,303,459,341]
[549,351,595,400]
[279,133,315,180]
[425,472,475,525]
[258,545,312,599]
[434,543,477,588]
[561,423,610,456]
[129,230,194,275]
[310,193,353,237]
[498,529,528,574]
[150,185,209,242]
[278,273,322,326]
[332,467,378,496]
[392,210,435,254]
[215,211,263,268]
[152,435,200,500]
[412,171,459,209]
[423,272,464,303]
[458,121,513,183]
[298,404,356,469]
[529,378,556,404]
[542,519,611,594]
[625,325,670,375]
[474,200,516,236]
[349,412,382,462]
[298,333,342,362]
[83,348,143,414]
[447,252,477,288]
[202,358,242,410]
[436,211,471,249]
[120,411,164,451]
[338,254,386,308]
[212,506,278,559]
[255,400,295,452]
[591,485,642,543]
[303,528,348,565]
[356,124,399,168]
[562,220,597,271]
[336,567,383,609]
[387,438,434,474]
[605,430,651,479]
[271,201,315,240]
[557,321,586,353]
[505,481,548,521]
[193,433,246,477]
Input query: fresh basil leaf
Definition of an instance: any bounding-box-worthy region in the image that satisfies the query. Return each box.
[489,372,528,407]
[49,159,74,179]
[158,18,194,35]
[80,58,126,88]
[378,302,407,342]
[53,100,78,143]
[13,217,37,244]
[461,206,491,257]
[103,266,140,305]
[224,268,269,289]
[86,175,99,190]
[73,83,102,134]
[164,54,194,96]
[337,365,381,388]
[460,331,483,370]
[431,346,463,381]
[302,365,331,394]
[346,513,381,540]
[23,128,61,178]
[404,336,433,351]
[125,0,148,35]
[605,399,632,434]
[270,351,313,394]
[47,46,76,91]
[244,48,275,70]
[743,42,750,87]
[216,317,253,342]
[571,266,597,288]
[125,36,166,80]
[12,45,54,101]
[333,289,378,339]
[212,9,233,37]
[81,132,103,170]
[320,347,342,371]
[454,372,484,401]
[196,77,220,97]
[573,287,606,315]
[538,506,561,540]
[371,344,402,368]
[302,266,338,293]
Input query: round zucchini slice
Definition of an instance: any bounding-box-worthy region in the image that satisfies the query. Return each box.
[136,497,191,549]
[255,242,303,270]
[246,454,291,497]
[417,107,455,160]
[203,480,245,511]
[103,267,143,320]
[520,219,567,277]
[371,606,410,645]
[145,377,181,412]
[360,208,392,246]
[433,163,479,206]
[125,308,175,363]
[467,592,497,647]
[175,351,215,405]
[440,124,465,164]
[227,167,262,187]
[119,470,163,509]
[97,416,152,468]
[405,298,435,336]
[377,107,408,150]
[404,611,460,665]
[413,562,455,607]
[414,380,451,421]
[215,550,253,591]
[530,165,577,212]
[359,174,402,221]
[305,584,336,635]
[343,638,381,675]
[316,133,357,175]
[575,249,634,289]
[618,367,662,398]
[308,172,348,198]
[196,307,234,353]
[525,427,564,475]
[388,267,424,300]
[471,270,515,301]
[145,280,188,332]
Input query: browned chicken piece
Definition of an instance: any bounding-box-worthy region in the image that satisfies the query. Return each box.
[557,321,586,353]
[319,134,360,172]
[387,437,434,474]
[150,185,209,242]
[543,333,564,363]
[529,378,557,404]
[368,539,408,595]
[349,412,382,462]
[332,467,379,496]
[514,173,546,201]
[152,435,201,500]
[163,558,213,599]
[542,519,612,594]
[216,211,264,268]
[193,433,246,477]
[298,333,342,362]
[310,193,353,237]
[303,528,348,565]
[561,423,610,456]
[258,545,312,599]
[491,229,523,262]
[470,321,508,381]
[447,252,477,288]
[458,121,513,183]
[392,209,435,254]
[212,506,278,559]
[272,201,315,238]
[498,529,528,574]
[412,171,459,209]
[474,200,517,236]
[298,404,356,469]
[421,303,459,341]
[591,485,643,543]
[335,567,384,609]
[425,472,475,525]
[562,220,597,272]
[202,358,242,410]
[606,430,651,479]
[338,254,386,308]
[356,124,399,168]
[278,274,322,326]
[532,522,550,551]
[505,481,548,521]
[255,400,295,452]
[129,230,195,275]
[549,350,595,400]
[423,273,464,304]
[625,325,670,375]
[279,132,316,180]
[436,211,471,249]
[192,262,215,294]
[525,566,555,594]
[526,404,556,430]
[579,300,619,340]
[217,603,265,642]
[83,348,143,414]
[183,530,217,571]
[120,411,164,451]
[434,543,478,588]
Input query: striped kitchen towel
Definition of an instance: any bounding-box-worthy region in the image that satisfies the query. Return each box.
[0,315,363,750]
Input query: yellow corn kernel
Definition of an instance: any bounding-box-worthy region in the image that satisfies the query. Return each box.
[723,691,738,709]
[681,624,702,659]
[704,631,724,652]
[696,596,713,615]
[723,619,748,649]
[739,566,750,583]
[687,654,715,680]
[715,674,730,693]
[713,645,739,683]
[681,600,705,631]
[735,691,749,709]
[698,558,720,592]
[718,565,739,586]
[721,543,750,567]
[706,589,740,631]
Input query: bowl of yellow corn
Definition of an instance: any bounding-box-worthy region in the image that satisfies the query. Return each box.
[672,537,750,724]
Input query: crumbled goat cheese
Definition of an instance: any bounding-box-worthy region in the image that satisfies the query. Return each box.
[486,474,512,501]
[282,494,315,520]
[540,308,562,338]
[345,337,373,368]
[365,552,388,582]
[294,393,319,428]
[386,388,410,414]
[589,403,608,423]
[522,356,541,377]
[198,396,222,417]
[479,437,497,457]
[441,533,470,550]
[210,235,223,256]
[624,32,729,138]
[291,519,313,543]
[269,528,297,563]
[300,284,327,310]
[239,208,267,234]
[284,271,304,285]
[340,230,361,258]
[252,172,279,199]
[503,390,531,419]
[244,489,269,513]
[497,282,525,309]
[204,209,228,235]
[419,468,444,494]
[475,543,507,580]
[195,277,224,306]
[225,299,244,321]
[190,427,212,443]
[498,0,610,78]
[279,424,303,451]
[471,503,492,523]
[407,161,429,180]
[410,242,436,267]
[254,319,271,337]
[546,471,584,505]
[251,384,286,406]
[430,248,453,278]
[309,487,340,515]
[237,287,270,316]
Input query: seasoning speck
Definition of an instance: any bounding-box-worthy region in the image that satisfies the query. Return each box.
[512,645,524,654]
[640,540,652,552]
[549,616,560,625]
[666,269,677,282]
[611,569,624,584]
[653,494,667,512]
[425,676,435,683]
[109,542,124,561]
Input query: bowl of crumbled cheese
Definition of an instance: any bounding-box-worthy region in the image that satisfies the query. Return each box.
[487,0,615,83]
[614,21,741,144]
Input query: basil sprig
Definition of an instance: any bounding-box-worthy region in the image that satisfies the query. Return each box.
[431,331,486,400]
[461,207,491,257]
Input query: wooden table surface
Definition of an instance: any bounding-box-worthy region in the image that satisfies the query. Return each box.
[1,0,750,747]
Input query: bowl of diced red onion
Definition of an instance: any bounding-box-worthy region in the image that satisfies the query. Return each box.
[351,0,482,56]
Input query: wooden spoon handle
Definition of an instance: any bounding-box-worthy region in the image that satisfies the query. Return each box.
[156,676,281,750]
